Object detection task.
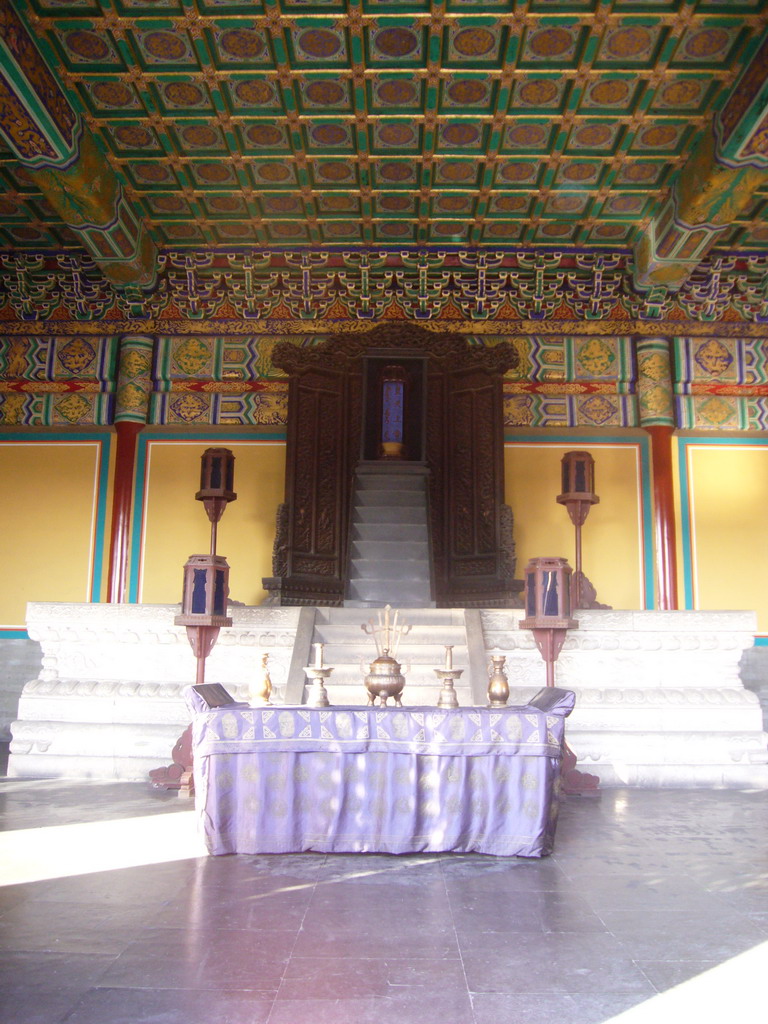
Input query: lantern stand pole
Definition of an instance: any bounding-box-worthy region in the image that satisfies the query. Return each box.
[153,449,237,795]
[565,500,592,610]
[530,627,569,688]
[201,495,228,558]
[573,505,583,610]
[557,452,599,611]
[186,624,221,686]
[521,556,599,797]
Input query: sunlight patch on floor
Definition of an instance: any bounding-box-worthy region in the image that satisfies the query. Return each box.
[0,811,207,886]
[603,940,768,1024]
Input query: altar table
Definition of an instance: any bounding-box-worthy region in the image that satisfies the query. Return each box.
[190,688,575,857]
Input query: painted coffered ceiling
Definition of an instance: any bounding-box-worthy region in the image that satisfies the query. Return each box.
[2,0,768,326]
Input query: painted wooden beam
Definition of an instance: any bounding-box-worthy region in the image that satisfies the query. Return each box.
[634,31,768,292]
[0,0,156,291]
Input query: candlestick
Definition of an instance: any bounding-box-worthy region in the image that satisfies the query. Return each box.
[314,642,323,669]
[304,660,332,708]
[435,645,462,709]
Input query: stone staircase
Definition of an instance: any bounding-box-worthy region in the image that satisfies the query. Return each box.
[306,606,476,706]
[345,464,433,608]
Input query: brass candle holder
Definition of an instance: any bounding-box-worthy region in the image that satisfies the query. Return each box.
[487,654,510,707]
[435,645,462,709]
[250,651,273,706]
[361,605,410,707]
[304,642,332,708]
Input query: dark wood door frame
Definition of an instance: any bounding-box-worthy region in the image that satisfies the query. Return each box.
[268,323,522,607]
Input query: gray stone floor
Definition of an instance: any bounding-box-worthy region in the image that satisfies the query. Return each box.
[0,781,767,1024]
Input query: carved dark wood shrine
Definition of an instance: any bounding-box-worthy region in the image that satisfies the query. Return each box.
[265,323,523,608]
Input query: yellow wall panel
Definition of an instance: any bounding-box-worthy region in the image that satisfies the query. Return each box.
[0,441,105,627]
[684,444,768,631]
[505,442,646,610]
[138,441,285,607]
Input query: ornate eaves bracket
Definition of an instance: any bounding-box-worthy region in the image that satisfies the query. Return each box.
[0,0,157,294]
[634,30,768,293]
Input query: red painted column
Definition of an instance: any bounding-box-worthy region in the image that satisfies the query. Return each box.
[636,337,678,610]
[107,421,142,603]
[646,425,678,610]
[107,334,154,603]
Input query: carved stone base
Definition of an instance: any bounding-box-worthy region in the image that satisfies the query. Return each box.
[561,741,600,796]
[572,571,611,610]
[261,577,285,606]
[149,724,194,797]
[9,603,768,788]
[483,608,768,789]
[262,577,345,607]
[9,603,302,781]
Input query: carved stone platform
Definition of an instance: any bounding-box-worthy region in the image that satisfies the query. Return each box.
[482,609,768,788]
[9,603,302,780]
[8,603,768,787]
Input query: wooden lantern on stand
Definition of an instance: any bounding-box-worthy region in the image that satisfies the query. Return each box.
[195,447,236,551]
[556,451,599,610]
[174,448,237,687]
[520,556,577,688]
[154,449,237,794]
[175,554,232,685]
[520,555,599,795]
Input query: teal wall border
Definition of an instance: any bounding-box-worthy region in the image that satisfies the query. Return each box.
[0,432,111,622]
[505,433,655,609]
[129,430,287,603]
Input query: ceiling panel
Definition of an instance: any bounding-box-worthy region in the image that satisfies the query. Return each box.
[1,0,767,263]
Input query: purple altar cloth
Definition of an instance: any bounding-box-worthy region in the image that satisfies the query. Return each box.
[191,690,574,858]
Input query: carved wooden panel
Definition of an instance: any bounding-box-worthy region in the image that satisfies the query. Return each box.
[284,365,348,603]
[442,366,510,605]
[425,367,446,581]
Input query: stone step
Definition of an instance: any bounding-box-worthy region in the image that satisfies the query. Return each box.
[356,474,425,491]
[351,522,429,543]
[315,645,469,670]
[345,600,422,608]
[349,539,428,560]
[356,489,425,507]
[314,624,467,641]
[316,607,462,626]
[354,506,427,525]
[347,460,432,608]
[313,621,466,641]
[348,558,430,581]
[347,579,432,604]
